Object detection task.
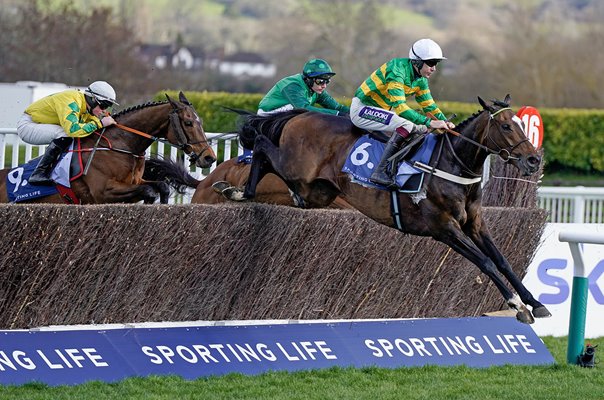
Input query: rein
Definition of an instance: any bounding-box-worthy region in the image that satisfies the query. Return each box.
[428,108,527,163]
[116,107,209,152]
[115,123,158,141]
[82,107,205,173]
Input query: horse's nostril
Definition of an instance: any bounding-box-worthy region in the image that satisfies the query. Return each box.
[528,156,541,167]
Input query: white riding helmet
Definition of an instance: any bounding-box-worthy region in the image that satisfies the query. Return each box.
[84,81,119,105]
[409,39,447,61]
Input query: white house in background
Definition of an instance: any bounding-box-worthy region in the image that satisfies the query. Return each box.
[137,44,205,70]
[137,44,276,79]
[214,52,277,79]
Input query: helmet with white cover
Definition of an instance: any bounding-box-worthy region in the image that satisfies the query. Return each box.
[84,81,119,106]
[409,39,446,61]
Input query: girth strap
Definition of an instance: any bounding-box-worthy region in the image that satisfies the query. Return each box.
[390,190,404,231]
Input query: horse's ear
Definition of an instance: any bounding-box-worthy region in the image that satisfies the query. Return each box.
[165,93,178,109]
[478,96,495,112]
[478,96,488,109]
[504,94,511,105]
[178,91,191,105]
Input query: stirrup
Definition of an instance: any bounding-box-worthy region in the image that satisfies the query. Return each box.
[370,172,396,188]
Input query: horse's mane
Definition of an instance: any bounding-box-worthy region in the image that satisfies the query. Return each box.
[239,109,308,148]
[454,109,483,133]
[453,98,510,133]
[112,101,168,118]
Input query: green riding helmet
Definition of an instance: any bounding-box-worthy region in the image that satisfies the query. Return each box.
[302,59,336,79]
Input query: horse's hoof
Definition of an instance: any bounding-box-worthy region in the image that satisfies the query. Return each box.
[532,305,552,318]
[212,181,232,194]
[221,187,247,202]
[515,308,535,324]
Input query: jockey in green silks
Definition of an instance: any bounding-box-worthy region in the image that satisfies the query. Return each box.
[257,59,349,116]
[350,39,455,187]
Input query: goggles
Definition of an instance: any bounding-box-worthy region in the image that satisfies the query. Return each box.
[97,100,114,110]
[313,78,330,86]
[424,59,440,67]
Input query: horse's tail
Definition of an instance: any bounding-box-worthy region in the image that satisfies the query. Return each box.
[143,157,200,194]
[238,109,308,148]
[221,106,255,116]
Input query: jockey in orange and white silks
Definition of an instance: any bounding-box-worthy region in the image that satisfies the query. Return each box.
[350,39,455,187]
[257,59,349,116]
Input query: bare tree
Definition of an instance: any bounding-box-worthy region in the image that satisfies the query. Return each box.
[259,0,409,98]
[0,0,152,105]
[440,1,604,108]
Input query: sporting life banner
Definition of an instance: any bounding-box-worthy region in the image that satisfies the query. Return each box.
[0,317,553,386]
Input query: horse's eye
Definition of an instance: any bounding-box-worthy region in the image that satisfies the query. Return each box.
[184,121,193,127]
[502,123,512,131]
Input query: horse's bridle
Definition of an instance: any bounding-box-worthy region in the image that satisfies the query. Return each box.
[483,107,530,162]
[84,105,209,161]
[433,107,530,179]
[168,106,210,165]
[444,107,529,164]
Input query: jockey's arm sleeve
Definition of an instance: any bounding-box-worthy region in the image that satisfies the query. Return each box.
[389,85,432,126]
[281,82,340,115]
[317,92,350,115]
[58,103,101,137]
[414,84,447,122]
[385,69,432,126]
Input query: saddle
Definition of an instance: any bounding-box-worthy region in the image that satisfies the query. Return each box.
[6,139,86,204]
[365,129,426,172]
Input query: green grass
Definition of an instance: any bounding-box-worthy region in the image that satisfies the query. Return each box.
[0,336,602,400]
[2,145,43,168]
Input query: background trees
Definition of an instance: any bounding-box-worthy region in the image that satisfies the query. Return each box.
[0,1,157,103]
[0,0,602,109]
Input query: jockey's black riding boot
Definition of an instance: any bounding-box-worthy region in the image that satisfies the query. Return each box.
[29,137,73,186]
[369,127,410,187]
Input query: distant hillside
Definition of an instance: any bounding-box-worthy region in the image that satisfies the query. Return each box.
[8,0,600,50]
[2,0,602,107]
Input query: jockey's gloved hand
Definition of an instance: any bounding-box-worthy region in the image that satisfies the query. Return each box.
[101,116,116,127]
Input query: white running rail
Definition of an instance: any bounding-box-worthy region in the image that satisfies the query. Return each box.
[2,127,604,220]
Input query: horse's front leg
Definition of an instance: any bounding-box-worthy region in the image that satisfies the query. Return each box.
[466,222,552,319]
[435,224,536,324]
[224,135,281,201]
[102,180,160,204]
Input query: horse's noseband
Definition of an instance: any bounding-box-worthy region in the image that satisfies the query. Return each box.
[486,108,529,163]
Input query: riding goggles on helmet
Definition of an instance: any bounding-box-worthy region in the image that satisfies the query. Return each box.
[97,100,114,110]
[313,78,330,86]
[424,59,440,67]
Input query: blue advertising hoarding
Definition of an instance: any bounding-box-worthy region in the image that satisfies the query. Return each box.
[0,317,554,386]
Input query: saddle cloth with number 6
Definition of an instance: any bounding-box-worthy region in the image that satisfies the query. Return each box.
[342,133,438,193]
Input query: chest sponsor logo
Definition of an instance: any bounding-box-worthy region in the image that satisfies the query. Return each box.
[359,107,393,125]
